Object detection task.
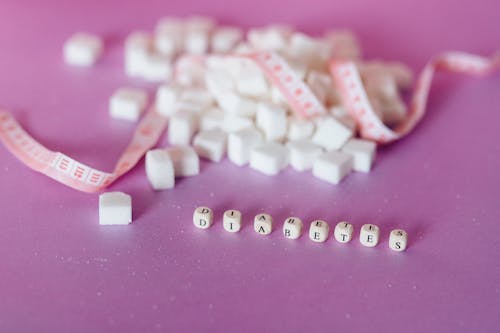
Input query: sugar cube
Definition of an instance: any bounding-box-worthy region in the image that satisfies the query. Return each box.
[312,151,353,184]
[254,213,273,235]
[193,129,227,162]
[145,149,175,190]
[166,146,200,177]
[312,117,353,150]
[228,127,263,166]
[193,206,213,229]
[309,220,330,243]
[99,192,132,225]
[389,229,408,252]
[155,84,180,117]
[222,114,255,133]
[287,140,323,172]
[341,139,376,172]
[124,31,152,77]
[64,33,103,67]
[250,142,289,175]
[109,88,148,122]
[185,29,209,55]
[141,53,172,82]
[334,222,354,243]
[360,224,380,247]
[283,217,303,239]
[211,26,243,53]
[223,209,242,232]
[287,117,315,141]
[200,108,225,131]
[256,103,287,142]
[168,111,198,146]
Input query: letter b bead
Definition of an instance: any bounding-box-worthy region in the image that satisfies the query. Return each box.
[193,206,213,229]
[283,217,303,239]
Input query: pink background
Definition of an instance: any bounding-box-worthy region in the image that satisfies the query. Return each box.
[0,0,499,332]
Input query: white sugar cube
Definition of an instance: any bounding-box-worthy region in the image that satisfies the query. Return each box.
[205,69,236,97]
[109,88,148,122]
[312,151,353,184]
[64,33,103,67]
[256,103,287,142]
[312,117,353,150]
[250,142,289,176]
[288,33,323,64]
[155,84,180,117]
[175,55,206,86]
[222,114,254,133]
[283,217,303,239]
[193,129,227,162]
[360,224,380,247]
[193,206,213,229]
[185,30,209,54]
[306,71,333,105]
[124,31,152,77]
[223,209,242,232]
[211,26,242,53]
[287,117,315,141]
[325,30,361,60]
[168,111,198,146]
[309,220,330,243]
[228,127,263,166]
[217,92,258,117]
[254,213,273,235]
[341,139,376,172]
[154,17,183,56]
[141,53,172,82]
[247,26,290,52]
[235,62,269,99]
[99,192,132,225]
[200,108,225,131]
[180,88,214,110]
[287,140,323,172]
[389,229,408,252]
[166,146,200,177]
[145,149,175,190]
[334,222,354,243]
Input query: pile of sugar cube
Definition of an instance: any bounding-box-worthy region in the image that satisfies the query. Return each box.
[64,16,413,188]
[192,206,408,252]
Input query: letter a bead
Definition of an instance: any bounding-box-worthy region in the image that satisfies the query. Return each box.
[254,213,273,235]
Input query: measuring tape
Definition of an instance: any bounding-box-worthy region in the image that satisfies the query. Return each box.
[330,52,500,143]
[0,109,167,192]
[0,51,498,192]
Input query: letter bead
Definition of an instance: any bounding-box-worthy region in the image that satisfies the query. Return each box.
[334,222,354,243]
[283,217,303,239]
[389,229,408,252]
[360,224,380,247]
[223,210,242,232]
[254,213,273,235]
[193,206,213,229]
[309,220,329,243]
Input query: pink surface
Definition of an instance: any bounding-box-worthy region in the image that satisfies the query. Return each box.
[0,0,499,332]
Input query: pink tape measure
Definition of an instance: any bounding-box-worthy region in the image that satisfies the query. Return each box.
[0,51,498,192]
